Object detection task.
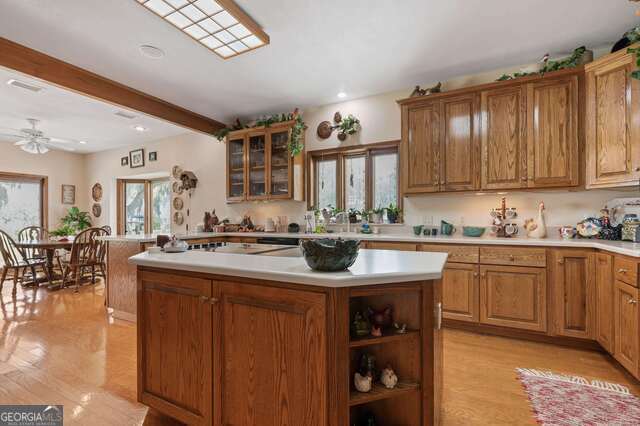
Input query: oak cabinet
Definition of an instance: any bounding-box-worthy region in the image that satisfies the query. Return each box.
[226,120,305,202]
[479,265,547,332]
[614,281,639,378]
[403,101,441,193]
[442,263,479,322]
[365,241,417,251]
[526,76,580,187]
[586,48,640,188]
[551,250,595,339]
[137,271,214,426]
[219,281,327,426]
[595,253,615,353]
[480,86,528,190]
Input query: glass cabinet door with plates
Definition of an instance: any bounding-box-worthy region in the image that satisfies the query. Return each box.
[227,137,245,200]
[269,129,291,198]
[247,133,267,199]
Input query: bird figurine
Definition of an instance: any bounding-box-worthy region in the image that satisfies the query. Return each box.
[354,372,373,393]
[524,202,547,239]
[380,365,398,389]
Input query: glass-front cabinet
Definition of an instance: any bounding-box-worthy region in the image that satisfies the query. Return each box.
[225,120,305,202]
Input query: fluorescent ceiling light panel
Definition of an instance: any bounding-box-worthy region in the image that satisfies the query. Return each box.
[136,0,269,59]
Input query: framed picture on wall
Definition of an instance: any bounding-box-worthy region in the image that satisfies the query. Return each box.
[61,184,75,205]
[121,156,129,166]
[129,149,145,168]
[149,151,157,162]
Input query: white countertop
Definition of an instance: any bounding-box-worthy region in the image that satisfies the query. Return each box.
[128,249,448,287]
[105,230,640,257]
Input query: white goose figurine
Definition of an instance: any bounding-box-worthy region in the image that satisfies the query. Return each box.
[525,202,547,239]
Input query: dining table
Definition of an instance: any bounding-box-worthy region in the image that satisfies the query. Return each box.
[16,238,73,289]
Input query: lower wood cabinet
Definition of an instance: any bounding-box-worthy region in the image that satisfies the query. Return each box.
[365,241,417,251]
[137,271,214,425]
[479,265,547,332]
[441,263,479,322]
[551,249,595,339]
[614,281,639,377]
[595,253,615,353]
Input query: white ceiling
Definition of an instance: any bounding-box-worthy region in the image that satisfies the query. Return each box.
[0,67,189,153]
[0,1,637,125]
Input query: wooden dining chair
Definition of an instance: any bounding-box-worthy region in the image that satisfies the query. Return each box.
[95,226,111,280]
[17,226,64,281]
[61,227,108,292]
[0,229,52,295]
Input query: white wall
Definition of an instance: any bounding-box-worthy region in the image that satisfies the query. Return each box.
[0,141,88,230]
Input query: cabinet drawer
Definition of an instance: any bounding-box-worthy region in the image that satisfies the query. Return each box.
[480,246,546,267]
[615,257,639,287]
[366,242,417,251]
[420,244,479,263]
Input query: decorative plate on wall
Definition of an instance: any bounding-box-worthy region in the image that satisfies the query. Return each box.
[172,165,183,179]
[172,181,184,194]
[92,183,103,202]
[173,197,184,211]
[92,203,102,218]
[173,211,184,225]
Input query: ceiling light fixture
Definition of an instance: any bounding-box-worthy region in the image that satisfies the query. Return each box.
[136,0,269,59]
[337,92,347,99]
[79,140,88,145]
[133,125,148,132]
[139,44,166,59]
[6,79,44,93]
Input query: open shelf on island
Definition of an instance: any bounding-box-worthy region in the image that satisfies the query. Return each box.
[349,381,420,406]
[349,330,419,348]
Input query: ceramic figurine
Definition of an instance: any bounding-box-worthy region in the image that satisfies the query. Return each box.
[354,372,372,393]
[393,322,408,334]
[380,365,399,389]
[367,306,393,329]
[358,353,377,381]
[370,324,382,337]
[524,202,547,238]
[352,311,370,337]
[240,213,254,230]
[203,212,212,232]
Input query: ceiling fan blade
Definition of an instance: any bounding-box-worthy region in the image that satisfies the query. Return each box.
[14,139,30,146]
[0,132,24,139]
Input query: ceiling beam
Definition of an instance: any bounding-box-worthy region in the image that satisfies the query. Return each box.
[0,37,226,134]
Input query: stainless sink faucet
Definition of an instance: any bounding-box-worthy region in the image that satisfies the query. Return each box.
[335,211,351,234]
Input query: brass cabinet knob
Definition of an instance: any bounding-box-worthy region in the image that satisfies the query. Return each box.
[210,297,219,305]
[473,272,479,277]
[628,298,638,305]
[521,176,527,181]
[199,295,209,303]
[509,254,515,261]
[618,268,628,274]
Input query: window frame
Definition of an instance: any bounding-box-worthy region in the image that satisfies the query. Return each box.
[307,140,401,214]
[117,177,170,235]
[0,171,48,231]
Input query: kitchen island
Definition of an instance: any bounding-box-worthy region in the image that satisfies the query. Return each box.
[129,248,447,426]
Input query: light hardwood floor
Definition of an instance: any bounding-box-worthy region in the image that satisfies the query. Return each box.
[0,281,638,425]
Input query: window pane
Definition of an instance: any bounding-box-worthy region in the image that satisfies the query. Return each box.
[151,180,171,234]
[125,182,145,235]
[344,155,366,212]
[0,179,41,237]
[316,159,337,210]
[372,152,398,209]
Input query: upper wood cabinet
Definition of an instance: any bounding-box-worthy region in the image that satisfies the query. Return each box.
[226,120,305,202]
[399,68,582,194]
[586,47,640,188]
[480,86,528,190]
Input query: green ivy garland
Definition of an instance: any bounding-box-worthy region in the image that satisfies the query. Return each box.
[627,27,640,80]
[497,46,587,81]
[213,111,306,157]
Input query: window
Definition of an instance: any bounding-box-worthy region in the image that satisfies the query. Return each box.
[118,178,171,235]
[0,172,47,237]
[309,142,400,215]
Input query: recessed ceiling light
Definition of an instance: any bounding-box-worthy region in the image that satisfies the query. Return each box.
[6,79,44,93]
[337,92,347,99]
[133,125,148,132]
[136,0,269,59]
[139,44,166,59]
[79,140,87,145]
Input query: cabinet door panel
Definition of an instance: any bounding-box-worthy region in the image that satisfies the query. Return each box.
[614,281,639,377]
[442,263,479,322]
[220,282,326,426]
[527,77,579,187]
[269,129,292,198]
[586,53,640,187]
[441,95,480,191]
[479,265,546,332]
[552,250,595,339]
[595,253,615,353]
[480,86,527,189]
[403,103,440,193]
[138,272,213,425]
[227,137,246,200]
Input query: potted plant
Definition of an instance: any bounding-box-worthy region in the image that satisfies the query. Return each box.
[368,208,384,224]
[348,208,361,224]
[50,224,76,240]
[61,206,92,232]
[385,203,402,224]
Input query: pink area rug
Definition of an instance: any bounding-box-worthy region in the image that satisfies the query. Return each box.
[516,368,640,425]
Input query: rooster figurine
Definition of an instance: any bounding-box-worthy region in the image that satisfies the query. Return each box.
[524,202,547,239]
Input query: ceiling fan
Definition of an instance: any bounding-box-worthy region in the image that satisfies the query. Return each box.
[0,118,78,154]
